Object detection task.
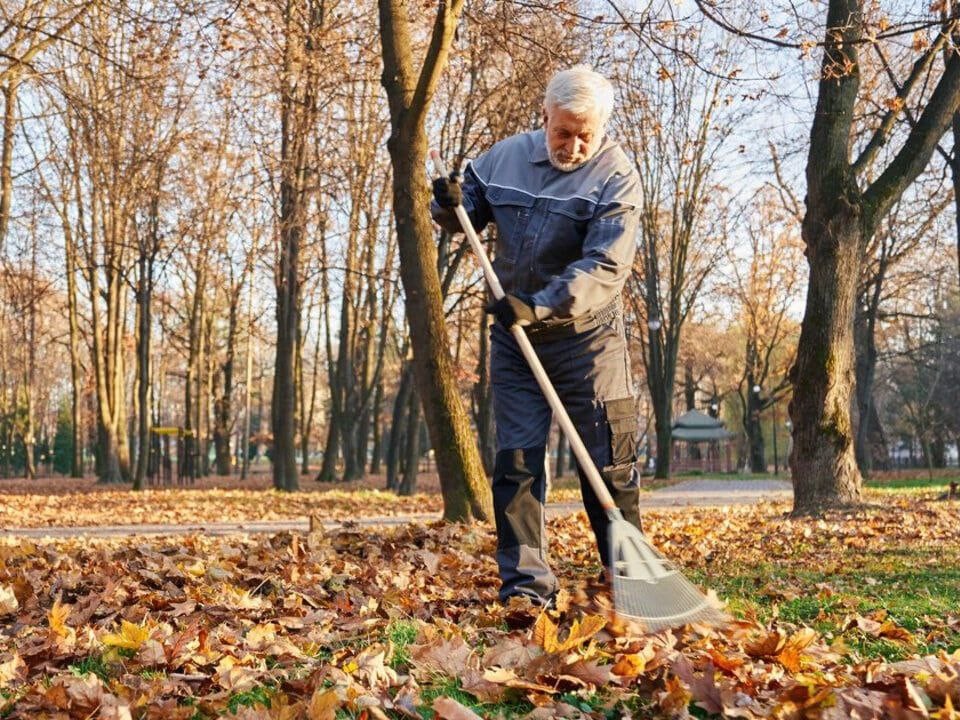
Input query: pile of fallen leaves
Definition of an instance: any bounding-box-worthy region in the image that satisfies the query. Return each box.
[2,500,960,719]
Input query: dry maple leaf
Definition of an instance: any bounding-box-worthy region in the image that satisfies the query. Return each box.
[432,696,483,720]
[0,654,25,688]
[102,619,151,650]
[47,596,72,639]
[0,585,17,615]
[306,687,342,720]
[533,612,606,654]
[744,627,788,658]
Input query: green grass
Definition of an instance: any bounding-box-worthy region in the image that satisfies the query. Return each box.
[417,678,534,719]
[691,545,960,661]
[225,685,274,715]
[67,655,111,682]
[865,475,958,491]
[385,620,419,670]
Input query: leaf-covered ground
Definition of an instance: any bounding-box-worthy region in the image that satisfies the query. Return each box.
[2,496,960,719]
[0,476,447,529]
[0,475,595,530]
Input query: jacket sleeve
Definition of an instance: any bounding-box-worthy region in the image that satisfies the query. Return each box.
[430,161,492,235]
[530,169,641,320]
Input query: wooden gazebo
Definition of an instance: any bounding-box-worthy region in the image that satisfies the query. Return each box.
[670,410,736,473]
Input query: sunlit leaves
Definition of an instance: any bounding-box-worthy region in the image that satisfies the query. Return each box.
[1,495,959,717]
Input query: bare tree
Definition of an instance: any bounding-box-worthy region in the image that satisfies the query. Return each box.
[616,32,737,479]
[378,0,491,521]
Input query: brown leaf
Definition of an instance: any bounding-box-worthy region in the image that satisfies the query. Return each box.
[410,636,475,678]
[674,657,723,715]
[432,696,483,720]
[306,688,341,720]
[745,628,787,658]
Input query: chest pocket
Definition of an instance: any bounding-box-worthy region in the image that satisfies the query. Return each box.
[486,186,535,263]
[536,197,596,271]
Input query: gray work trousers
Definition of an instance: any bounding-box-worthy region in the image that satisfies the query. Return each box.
[490,316,642,603]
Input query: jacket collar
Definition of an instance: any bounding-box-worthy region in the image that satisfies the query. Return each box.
[529,129,550,164]
[529,128,613,166]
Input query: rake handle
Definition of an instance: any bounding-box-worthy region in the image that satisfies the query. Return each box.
[430,150,620,517]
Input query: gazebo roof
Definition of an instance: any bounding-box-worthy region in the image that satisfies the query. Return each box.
[671,409,736,442]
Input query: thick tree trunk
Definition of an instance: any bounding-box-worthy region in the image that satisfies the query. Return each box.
[684,362,696,411]
[745,374,766,474]
[385,135,491,519]
[790,204,864,512]
[273,194,300,491]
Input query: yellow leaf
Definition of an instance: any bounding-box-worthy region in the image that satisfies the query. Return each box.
[533,612,606,654]
[102,620,151,650]
[48,598,71,639]
[306,688,341,720]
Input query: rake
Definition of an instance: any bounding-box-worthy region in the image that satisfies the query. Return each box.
[430,150,728,632]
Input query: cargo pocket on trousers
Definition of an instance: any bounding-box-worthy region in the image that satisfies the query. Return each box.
[605,396,639,466]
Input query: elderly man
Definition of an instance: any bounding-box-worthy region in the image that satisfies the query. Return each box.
[431,65,642,606]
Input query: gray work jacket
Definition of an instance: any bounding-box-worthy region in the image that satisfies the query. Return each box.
[432,128,641,337]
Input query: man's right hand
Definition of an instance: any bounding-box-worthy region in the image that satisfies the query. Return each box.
[432,171,462,208]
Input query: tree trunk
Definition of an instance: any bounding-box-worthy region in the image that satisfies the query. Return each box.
[378,0,491,522]
[386,362,414,491]
[555,430,567,478]
[790,204,864,512]
[272,0,322,492]
[0,79,17,254]
[472,313,495,475]
[64,205,84,478]
[684,362,696,411]
[133,252,153,490]
[241,284,254,480]
[399,384,421,496]
[369,380,384,474]
[790,0,960,513]
[215,286,240,477]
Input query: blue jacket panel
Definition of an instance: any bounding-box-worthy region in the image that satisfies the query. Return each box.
[432,129,641,327]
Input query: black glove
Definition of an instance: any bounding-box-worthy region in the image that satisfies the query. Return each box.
[486,294,538,327]
[432,171,462,208]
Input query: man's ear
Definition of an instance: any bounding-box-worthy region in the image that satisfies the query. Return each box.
[542,104,549,127]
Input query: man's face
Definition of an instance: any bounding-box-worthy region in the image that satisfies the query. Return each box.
[543,103,603,172]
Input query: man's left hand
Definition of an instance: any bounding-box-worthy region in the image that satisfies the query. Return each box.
[486,294,537,327]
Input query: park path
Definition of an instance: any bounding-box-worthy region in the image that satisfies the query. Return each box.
[0,478,792,539]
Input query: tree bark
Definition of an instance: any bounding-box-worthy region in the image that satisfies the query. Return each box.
[378,0,491,521]
[0,78,18,254]
[399,384,421,496]
[789,0,960,513]
[472,312,495,475]
[272,0,322,492]
[386,361,414,491]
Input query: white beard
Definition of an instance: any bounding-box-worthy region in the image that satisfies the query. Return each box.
[545,135,590,172]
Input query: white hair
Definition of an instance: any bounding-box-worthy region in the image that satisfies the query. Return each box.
[544,65,615,127]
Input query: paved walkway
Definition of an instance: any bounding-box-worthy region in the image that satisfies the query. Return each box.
[0,479,792,539]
